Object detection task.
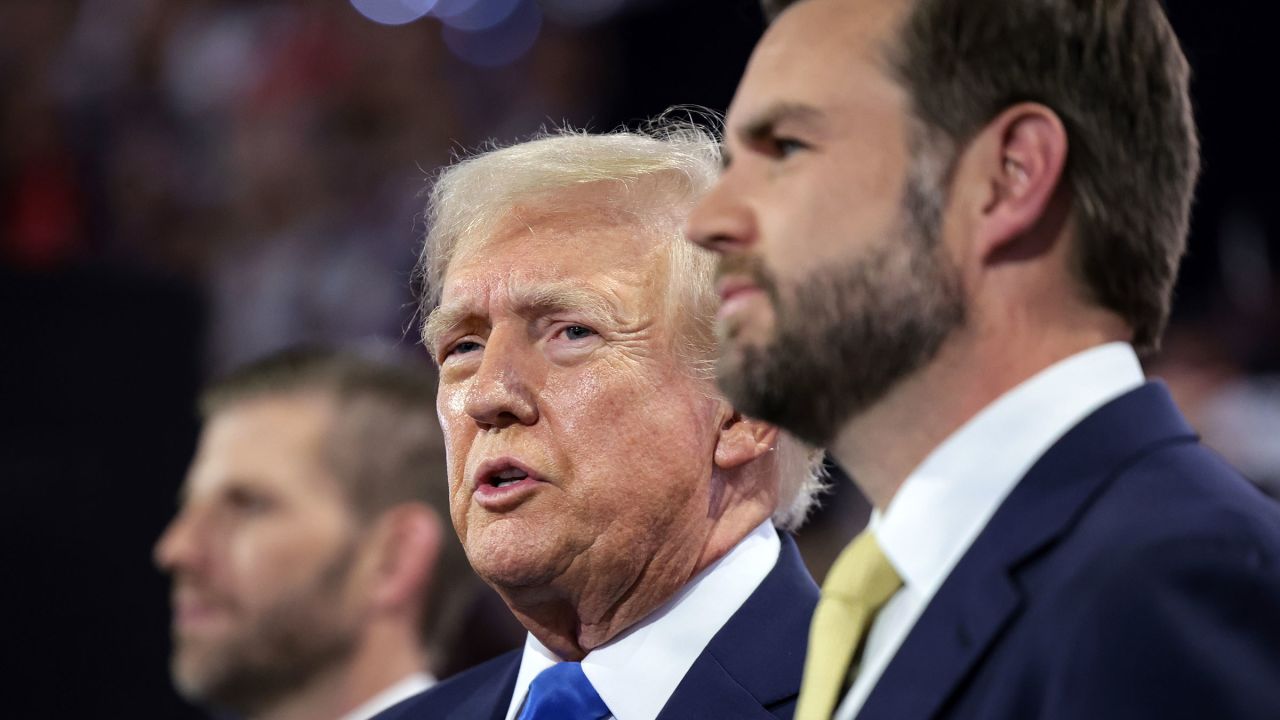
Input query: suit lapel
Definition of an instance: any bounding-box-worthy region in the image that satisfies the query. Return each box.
[659,655,791,720]
[459,654,521,720]
[659,533,819,719]
[857,382,1197,720]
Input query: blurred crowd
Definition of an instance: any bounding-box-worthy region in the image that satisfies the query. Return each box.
[0,0,607,372]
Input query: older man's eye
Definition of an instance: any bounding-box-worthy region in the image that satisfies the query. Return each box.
[561,325,596,341]
[446,340,482,358]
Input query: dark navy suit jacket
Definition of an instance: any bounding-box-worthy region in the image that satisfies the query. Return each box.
[376,532,818,720]
[857,382,1280,719]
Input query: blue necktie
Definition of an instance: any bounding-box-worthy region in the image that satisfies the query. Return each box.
[517,662,610,720]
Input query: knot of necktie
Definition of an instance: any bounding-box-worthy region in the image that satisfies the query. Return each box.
[795,530,903,720]
[518,662,611,720]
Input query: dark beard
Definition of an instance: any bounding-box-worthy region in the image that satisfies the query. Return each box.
[714,176,965,447]
[172,538,362,717]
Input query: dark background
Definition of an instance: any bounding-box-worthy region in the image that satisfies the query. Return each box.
[2,1,1276,716]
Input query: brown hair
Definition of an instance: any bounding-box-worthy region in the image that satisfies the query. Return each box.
[200,345,477,663]
[764,0,1200,353]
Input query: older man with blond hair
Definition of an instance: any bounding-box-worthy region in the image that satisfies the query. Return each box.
[376,124,824,720]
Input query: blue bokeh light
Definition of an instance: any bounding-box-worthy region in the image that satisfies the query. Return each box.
[443,0,542,68]
[433,0,522,32]
[350,0,437,26]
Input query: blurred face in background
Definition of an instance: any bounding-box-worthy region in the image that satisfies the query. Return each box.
[686,0,965,446]
[154,393,370,713]
[427,183,729,631]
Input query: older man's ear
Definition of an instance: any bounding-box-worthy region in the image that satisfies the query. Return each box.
[713,409,780,470]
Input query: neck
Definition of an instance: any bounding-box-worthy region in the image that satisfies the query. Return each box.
[502,478,775,661]
[248,622,428,720]
[833,315,1129,510]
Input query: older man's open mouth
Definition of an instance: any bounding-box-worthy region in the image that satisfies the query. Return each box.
[473,457,547,510]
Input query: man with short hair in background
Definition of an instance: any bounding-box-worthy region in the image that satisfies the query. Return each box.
[377,124,825,719]
[688,0,1280,718]
[156,347,480,720]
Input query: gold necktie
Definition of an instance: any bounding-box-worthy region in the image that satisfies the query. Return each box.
[795,530,903,720]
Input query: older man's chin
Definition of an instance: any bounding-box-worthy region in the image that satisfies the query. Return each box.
[463,522,577,592]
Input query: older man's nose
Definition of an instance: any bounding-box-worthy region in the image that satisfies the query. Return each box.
[464,340,539,430]
[685,177,757,254]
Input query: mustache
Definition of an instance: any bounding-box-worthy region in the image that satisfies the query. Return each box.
[715,254,780,300]
[171,579,239,613]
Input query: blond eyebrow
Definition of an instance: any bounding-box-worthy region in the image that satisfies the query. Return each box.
[422,281,628,352]
[422,304,474,353]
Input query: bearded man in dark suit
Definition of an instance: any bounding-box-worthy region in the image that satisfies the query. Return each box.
[687,1,1280,718]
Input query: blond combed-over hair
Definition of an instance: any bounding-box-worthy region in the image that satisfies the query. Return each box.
[416,121,826,530]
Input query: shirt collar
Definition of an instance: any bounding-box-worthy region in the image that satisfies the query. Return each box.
[505,520,781,720]
[874,342,1145,595]
[339,671,436,720]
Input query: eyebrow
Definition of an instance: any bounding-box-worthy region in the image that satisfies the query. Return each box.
[724,101,827,168]
[740,101,826,139]
[423,281,628,352]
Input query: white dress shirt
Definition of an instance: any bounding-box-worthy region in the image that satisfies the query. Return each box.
[504,519,781,720]
[341,671,436,720]
[834,342,1145,720]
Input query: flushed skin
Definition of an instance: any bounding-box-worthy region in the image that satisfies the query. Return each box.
[429,183,782,660]
[380,158,820,718]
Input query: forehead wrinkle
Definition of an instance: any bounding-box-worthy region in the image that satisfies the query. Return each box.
[423,275,636,351]
[427,205,664,351]
[507,279,632,328]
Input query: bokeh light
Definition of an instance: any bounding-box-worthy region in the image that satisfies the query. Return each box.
[350,0,437,26]
[442,0,542,67]
[432,0,521,32]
